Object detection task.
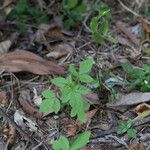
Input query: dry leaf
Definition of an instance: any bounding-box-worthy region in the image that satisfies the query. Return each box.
[141,17,150,41]
[18,90,45,119]
[0,33,18,55]
[82,92,100,105]
[14,110,37,132]
[134,103,150,114]
[46,42,74,59]
[0,50,67,75]
[129,143,145,150]
[33,88,42,107]
[107,92,150,107]
[0,90,8,106]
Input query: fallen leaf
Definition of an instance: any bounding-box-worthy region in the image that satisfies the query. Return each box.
[46,42,74,59]
[0,90,8,106]
[134,103,150,114]
[33,87,42,107]
[129,143,145,150]
[18,90,45,119]
[14,110,37,132]
[0,50,67,75]
[82,92,100,105]
[107,92,150,107]
[141,17,150,41]
[0,33,18,55]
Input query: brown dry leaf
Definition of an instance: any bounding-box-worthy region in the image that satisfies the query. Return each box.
[18,90,45,119]
[129,143,145,150]
[36,24,63,44]
[64,119,79,137]
[0,90,8,106]
[46,42,74,59]
[134,103,150,114]
[107,92,150,107]
[141,17,150,41]
[0,50,67,75]
[3,123,16,148]
[116,21,140,48]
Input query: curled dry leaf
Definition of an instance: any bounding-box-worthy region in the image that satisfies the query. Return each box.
[134,103,150,114]
[107,92,150,107]
[18,90,45,119]
[0,33,18,55]
[46,42,74,59]
[0,50,67,75]
[14,110,37,132]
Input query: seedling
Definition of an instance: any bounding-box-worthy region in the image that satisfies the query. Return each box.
[90,4,112,44]
[117,120,137,138]
[62,0,87,29]
[7,0,49,31]
[52,131,91,150]
[40,58,96,122]
[122,63,150,92]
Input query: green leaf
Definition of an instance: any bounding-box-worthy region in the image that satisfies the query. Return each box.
[74,4,87,13]
[69,65,78,76]
[90,17,98,33]
[122,62,133,74]
[61,88,72,103]
[52,136,69,150]
[79,59,93,74]
[127,129,137,138]
[53,99,61,114]
[70,131,91,150]
[65,0,78,9]
[51,77,66,88]
[42,90,55,99]
[74,84,89,94]
[39,99,54,112]
[101,20,109,35]
[93,32,105,44]
[143,64,150,73]
[16,0,27,13]
[16,22,28,32]
[70,93,87,122]
[117,120,132,134]
[79,74,94,83]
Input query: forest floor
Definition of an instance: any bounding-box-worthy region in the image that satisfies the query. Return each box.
[0,0,150,150]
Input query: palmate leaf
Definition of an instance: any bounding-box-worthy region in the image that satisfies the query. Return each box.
[70,131,91,150]
[51,77,66,88]
[70,93,89,122]
[79,59,93,74]
[52,136,69,150]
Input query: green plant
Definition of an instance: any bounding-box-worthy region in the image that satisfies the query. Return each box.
[117,120,137,138]
[40,58,96,122]
[7,0,49,31]
[62,0,87,30]
[52,131,91,150]
[122,63,150,92]
[90,3,112,44]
